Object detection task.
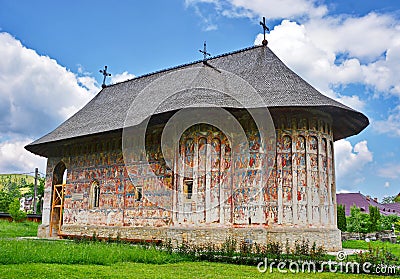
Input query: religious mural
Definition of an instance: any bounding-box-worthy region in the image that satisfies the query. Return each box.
[45,112,336,234]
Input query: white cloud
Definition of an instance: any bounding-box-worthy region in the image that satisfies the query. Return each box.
[111,71,136,84]
[384,181,390,188]
[378,164,400,179]
[186,0,328,20]
[335,94,366,111]
[188,1,400,104]
[0,139,46,174]
[336,189,351,194]
[186,0,325,31]
[0,32,99,139]
[225,0,327,19]
[0,32,99,173]
[373,105,400,137]
[334,139,373,186]
[78,76,99,95]
[361,44,400,96]
[185,0,219,6]
[305,13,398,61]
[256,15,400,100]
[255,20,365,99]
[184,0,220,31]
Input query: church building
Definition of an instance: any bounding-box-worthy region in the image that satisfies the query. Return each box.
[26,43,368,251]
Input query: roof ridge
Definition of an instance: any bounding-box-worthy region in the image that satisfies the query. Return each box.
[108,45,264,87]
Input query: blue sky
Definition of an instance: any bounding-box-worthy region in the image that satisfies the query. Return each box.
[0,0,399,201]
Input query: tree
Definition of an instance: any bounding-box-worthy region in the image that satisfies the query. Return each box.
[0,191,13,212]
[347,206,362,233]
[394,194,400,203]
[337,204,347,231]
[8,198,26,222]
[395,220,400,232]
[379,214,400,231]
[368,205,380,232]
[382,196,395,204]
[3,179,21,200]
[359,213,372,233]
[0,176,25,213]
[347,205,371,234]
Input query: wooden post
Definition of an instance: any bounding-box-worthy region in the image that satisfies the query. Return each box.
[33,168,38,214]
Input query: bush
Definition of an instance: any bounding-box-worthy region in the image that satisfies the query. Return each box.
[8,198,26,222]
[221,236,236,256]
[354,243,399,269]
[294,238,309,256]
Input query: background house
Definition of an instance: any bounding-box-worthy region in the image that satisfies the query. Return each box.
[337,192,400,216]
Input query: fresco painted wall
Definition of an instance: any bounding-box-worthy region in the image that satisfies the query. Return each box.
[39,109,337,239]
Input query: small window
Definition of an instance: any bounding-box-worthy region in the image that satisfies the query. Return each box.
[183,180,193,199]
[135,186,142,201]
[90,181,100,208]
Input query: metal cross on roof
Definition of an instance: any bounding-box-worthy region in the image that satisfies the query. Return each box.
[199,41,211,63]
[259,17,270,46]
[99,65,111,88]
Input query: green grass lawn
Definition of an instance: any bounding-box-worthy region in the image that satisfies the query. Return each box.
[343,240,400,258]
[0,262,398,279]
[0,220,38,238]
[0,239,187,265]
[0,221,398,278]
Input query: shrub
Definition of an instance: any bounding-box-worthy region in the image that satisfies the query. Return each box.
[354,243,399,271]
[265,241,282,256]
[310,241,326,260]
[221,236,236,256]
[8,198,26,222]
[294,238,310,255]
[239,239,252,256]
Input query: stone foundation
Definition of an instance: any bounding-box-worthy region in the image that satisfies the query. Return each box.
[60,224,341,252]
[37,224,50,238]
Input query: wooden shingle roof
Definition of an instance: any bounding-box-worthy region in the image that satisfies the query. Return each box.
[26,45,369,157]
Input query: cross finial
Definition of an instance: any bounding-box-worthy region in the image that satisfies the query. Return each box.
[99,65,111,88]
[199,41,211,63]
[259,17,270,46]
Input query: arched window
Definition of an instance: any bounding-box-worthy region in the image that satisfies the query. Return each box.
[90,181,100,208]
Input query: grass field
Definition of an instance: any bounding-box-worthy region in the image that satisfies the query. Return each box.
[0,220,38,238]
[0,239,187,265]
[1,262,397,279]
[0,221,398,278]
